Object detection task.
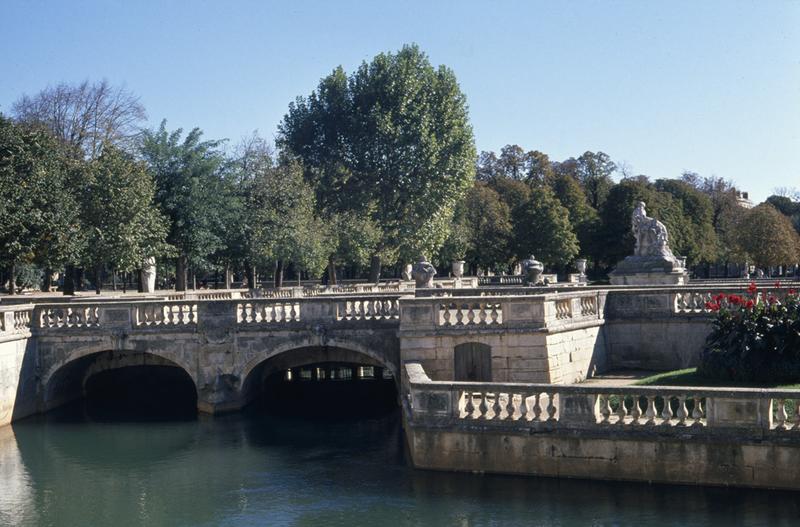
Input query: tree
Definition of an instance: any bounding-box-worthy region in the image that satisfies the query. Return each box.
[654,179,719,265]
[575,151,616,209]
[12,79,146,159]
[279,44,476,279]
[139,121,228,290]
[0,116,82,294]
[512,186,579,268]
[549,172,601,268]
[245,159,332,287]
[736,204,800,269]
[463,185,513,271]
[81,145,170,292]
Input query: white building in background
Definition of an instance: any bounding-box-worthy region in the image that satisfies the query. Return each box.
[735,190,754,208]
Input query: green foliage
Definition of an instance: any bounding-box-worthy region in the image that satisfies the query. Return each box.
[81,145,170,273]
[279,44,476,263]
[699,286,800,383]
[511,186,579,267]
[0,116,82,277]
[139,121,229,271]
[736,204,800,268]
[549,172,600,266]
[246,160,333,277]
[654,179,719,264]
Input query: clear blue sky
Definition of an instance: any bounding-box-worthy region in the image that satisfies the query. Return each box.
[2,0,798,202]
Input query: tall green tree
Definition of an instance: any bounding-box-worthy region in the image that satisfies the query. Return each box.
[139,121,228,290]
[0,116,82,294]
[279,44,476,279]
[512,186,579,268]
[81,145,170,292]
[737,204,800,269]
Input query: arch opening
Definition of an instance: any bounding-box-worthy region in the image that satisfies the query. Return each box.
[44,350,198,421]
[241,346,398,418]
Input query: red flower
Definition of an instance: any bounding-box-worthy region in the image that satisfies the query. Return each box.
[768,295,778,305]
[705,301,721,312]
[713,293,727,303]
[747,282,758,295]
[729,294,742,305]
[774,280,782,289]
[789,288,797,295]
[745,299,755,309]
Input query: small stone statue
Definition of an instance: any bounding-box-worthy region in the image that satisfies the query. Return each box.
[412,256,437,288]
[401,264,413,281]
[142,257,157,293]
[521,255,544,286]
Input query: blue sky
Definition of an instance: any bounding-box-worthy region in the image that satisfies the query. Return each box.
[1,0,798,202]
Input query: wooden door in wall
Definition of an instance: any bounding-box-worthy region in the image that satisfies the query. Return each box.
[454,342,492,382]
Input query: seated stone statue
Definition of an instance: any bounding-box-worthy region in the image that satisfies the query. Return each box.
[632,201,675,259]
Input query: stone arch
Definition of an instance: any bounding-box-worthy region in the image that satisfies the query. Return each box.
[42,346,199,412]
[237,337,398,407]
[237,335,397,388]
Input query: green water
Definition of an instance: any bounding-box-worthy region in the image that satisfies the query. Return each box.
[1,405,796,527]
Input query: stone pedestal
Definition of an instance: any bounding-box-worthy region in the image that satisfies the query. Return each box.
[609,256,688,285]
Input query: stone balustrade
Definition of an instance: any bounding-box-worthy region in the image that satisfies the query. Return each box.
[405,362,800,433]
[0,305,34,340]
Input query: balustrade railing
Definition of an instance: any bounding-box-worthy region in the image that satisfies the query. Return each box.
[39,306,100,329]
[134,303,197,326]
[405,363,800,433]
[237,301,301,324]
[336,298,399,321]
[554,298,572,320]
[438,301,502,326]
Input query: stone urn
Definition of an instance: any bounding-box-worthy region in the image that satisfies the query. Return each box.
[575,258,587,275]
[401,264,413,281]
[521,255,544,286]
[412,256,437,288]
[451,260,465,278]
[677,256,687,270]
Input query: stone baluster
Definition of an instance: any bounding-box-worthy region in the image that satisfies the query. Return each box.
[478,392,489,419]
[467,305,476,325]
[479,304,488,324]
[691,396,704,424]
[600,395,613,423]
[661,395,674,422]
[532,393,542,421]
[455,304,465,325]
[505,393,516,420]
[630,396,642,424]
[490,304,500,324]
[442,304,452,325]
[645,396,657,425]
[464,391,475,418]
[518,394,529,421]
[546,392,558,421]
[677,395,689,426]
[491,392,503,420]
[615,395,627,424]
[775,399,788,429]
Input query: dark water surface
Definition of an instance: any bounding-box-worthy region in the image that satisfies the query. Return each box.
[1,404,797,527]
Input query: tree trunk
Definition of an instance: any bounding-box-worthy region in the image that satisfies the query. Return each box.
[274,260,284,288]
[137,269,144,293]
[369,255,381,284]
[76,267,85,291]
[175,256,187,291]
[112,271,117,291]
[191,271,196,290]
[245,264,256,290]
[42,268,52,292]
[122,272,127,293]
[94,267,102,295]
[7,262,16,295]
[327,257,337,286]
[224,265,232,289]
[63,264,75,295]
[297,268,302,286]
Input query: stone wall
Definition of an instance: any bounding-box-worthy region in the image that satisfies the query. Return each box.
[0,307,37,426]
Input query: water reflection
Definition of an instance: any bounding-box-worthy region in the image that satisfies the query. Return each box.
[0,404,796,527]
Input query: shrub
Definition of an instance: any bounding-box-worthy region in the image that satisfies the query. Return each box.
[698,282,800,383]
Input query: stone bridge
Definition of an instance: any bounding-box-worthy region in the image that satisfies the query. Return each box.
[1,282,792,426]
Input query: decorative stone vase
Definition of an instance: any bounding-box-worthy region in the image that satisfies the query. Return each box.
[402,264,413,281]
[677,256,687,270]
[521,255,544,286]
[412,256,437,288]
[575,259,587,275]
[451,260,465,278]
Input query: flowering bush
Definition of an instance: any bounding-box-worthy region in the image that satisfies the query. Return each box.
[698,282,800,383]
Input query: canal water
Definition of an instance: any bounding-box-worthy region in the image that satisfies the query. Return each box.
[1,401,797,526]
